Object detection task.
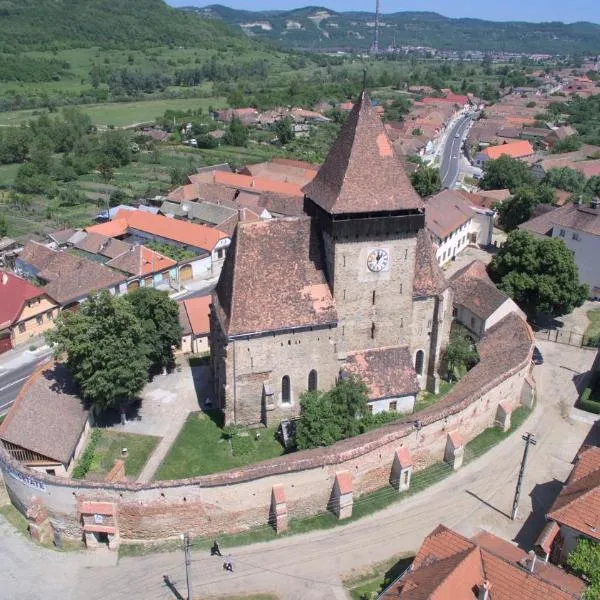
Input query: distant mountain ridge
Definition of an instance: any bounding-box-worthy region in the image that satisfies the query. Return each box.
[0,0,248,52]
[180,4,600,54]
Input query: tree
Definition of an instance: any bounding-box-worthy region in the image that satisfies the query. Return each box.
[125,287,182,372]
[444,327,479,380]
[295,376,370,450]
[488,230,588,320]
[567,537,600,600]
[543,167,586,193]
[496,185,554,231]
[551,136,582,154]
[275,116,294,145]
[0,214,7,237]
[46,291,150,414]
[411,165,441,197]
[480,155,535,191]
[224,117,248,147]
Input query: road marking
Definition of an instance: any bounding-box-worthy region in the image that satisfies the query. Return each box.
[0,376,29,393]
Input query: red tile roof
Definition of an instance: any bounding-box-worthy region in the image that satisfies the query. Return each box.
[272,483,286,504]
[183,296,211,336]
[303,90,423,215]
[213,217,337,337]
[91,210,229,253]
[85,219,128,237]
[448,430,464,449]
[0,271,50,329]
[395,447,412,468]
[548,446,600,542]
[381,525,584,599]
[335,471,353,495]
[413,228,448,297]
[79,501,115,516]
[105,246,176,277]
[482,140,534,160]
[426,189,474,238]
[192,170,307,198]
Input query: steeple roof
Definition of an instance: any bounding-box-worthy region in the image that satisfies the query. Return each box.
[302,90,423,215]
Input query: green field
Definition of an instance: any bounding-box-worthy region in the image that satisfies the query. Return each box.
[155,411,285,480]
[0,96,228,128]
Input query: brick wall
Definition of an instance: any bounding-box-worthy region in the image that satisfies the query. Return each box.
[0,314,533,543]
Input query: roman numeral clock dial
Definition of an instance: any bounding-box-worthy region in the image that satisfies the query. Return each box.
[367,248,390,272]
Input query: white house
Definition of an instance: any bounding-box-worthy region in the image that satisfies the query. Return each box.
[450,260,526,339]
[520,199,600,298]
[426,190,474,266]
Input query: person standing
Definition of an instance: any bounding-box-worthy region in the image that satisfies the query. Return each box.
[211,539,222,557]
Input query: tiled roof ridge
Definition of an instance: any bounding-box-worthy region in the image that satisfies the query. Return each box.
[549,467,600,521]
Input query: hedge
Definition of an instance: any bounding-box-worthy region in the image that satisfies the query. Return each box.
[580,398,600,415]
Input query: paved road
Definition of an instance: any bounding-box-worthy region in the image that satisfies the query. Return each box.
[440,114,472,189]
[0,349,52,416]
[0,342,595,600]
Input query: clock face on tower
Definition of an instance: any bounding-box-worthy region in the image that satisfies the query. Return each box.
[367,248,390,272]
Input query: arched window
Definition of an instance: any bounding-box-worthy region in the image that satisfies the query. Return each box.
[308,370,318,392]
[415,350,425,376]
[281,376,291,404]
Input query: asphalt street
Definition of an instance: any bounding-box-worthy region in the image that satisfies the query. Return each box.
[0,350,52,415]
[440,114,472,188]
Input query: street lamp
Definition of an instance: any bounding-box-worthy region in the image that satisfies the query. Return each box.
[180,532,193,600]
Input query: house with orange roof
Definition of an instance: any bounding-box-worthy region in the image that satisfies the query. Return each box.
[0,271,59,353]
[178,296,211,355]
[380,524,585,599]
[536,445,600,564]
[475,140,535,167]
[87,209,231,281]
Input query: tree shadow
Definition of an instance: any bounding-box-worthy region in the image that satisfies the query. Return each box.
[513,479,564,550]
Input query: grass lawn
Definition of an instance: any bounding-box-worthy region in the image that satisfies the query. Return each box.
[86,430,160,479]
[0,504,29,536]
[414,380,455,413]
[344,554,414,600]
[584,310,600,346]
[154,411,285,480]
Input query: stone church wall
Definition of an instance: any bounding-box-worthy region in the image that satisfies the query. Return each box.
[0,315,533,544]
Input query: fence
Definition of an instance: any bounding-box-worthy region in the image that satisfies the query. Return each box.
[535,328,585,348]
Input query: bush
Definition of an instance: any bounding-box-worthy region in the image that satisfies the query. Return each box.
[231,434,255,456]
[585,334,600,348]
[71,429,102,479]
[580,398,600,414]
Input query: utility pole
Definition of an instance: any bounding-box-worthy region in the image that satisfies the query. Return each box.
[180,532,193,600]
[372,0,380,55]
[511,433,536,520]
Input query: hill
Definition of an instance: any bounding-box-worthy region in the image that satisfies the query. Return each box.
[181,4,600,55]
[0,0,247,52]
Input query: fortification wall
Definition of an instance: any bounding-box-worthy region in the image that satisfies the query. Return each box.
[0,313,534,543]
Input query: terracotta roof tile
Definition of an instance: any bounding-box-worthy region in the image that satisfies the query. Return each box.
[395,447,412,468]
[521,202,600,238]
[425,189,474,239]
[448,430,464,449]
[482,140,534,160]
[0,364,88,465]
[79,501,115,516]
[105,246,176,277]
[343,346,420,401]
[178,301,192,336]
[303,90,423,214]
[192,170,306,198]
[0,271,51,329]
[335,471,353,495]
[183,296,210,336]
[272,483,286,504]
[73,232,132,259]
[213,218,337,337]
[85,218,128,237]
[413,228,448,297]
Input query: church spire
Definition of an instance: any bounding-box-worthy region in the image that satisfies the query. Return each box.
[302,90,423,215]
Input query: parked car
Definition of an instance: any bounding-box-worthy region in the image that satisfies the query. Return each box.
[532,346,544,365]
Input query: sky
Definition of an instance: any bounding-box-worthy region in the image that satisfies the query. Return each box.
[167,1,600,24]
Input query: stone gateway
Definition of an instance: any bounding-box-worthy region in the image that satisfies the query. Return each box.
[210,91,453,426]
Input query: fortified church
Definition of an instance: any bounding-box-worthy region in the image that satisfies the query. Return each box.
[210,91,453,426]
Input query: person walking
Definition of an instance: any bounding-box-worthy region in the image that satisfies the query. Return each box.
[223,554,233,572]
[211,539,222,557]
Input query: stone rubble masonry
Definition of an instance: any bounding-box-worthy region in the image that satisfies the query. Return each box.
[26,495,53,545]
[0,314,533,544]
[444,431,465,471]
[495,401,512,433]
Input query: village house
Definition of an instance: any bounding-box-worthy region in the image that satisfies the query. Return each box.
[545,125,578,148]
[520,199,600,298]
[0,271,59,354]
[0,236,23,268]
[178,296,211,355]
[16,242,127,310]
[450,261,526,339]
[380,524,584,599]
[86,209,230,281]
[210,91,454,426]
[536,444,600,565]
[474,139,535,167]
[214,107,259,125]
[0,363,90,477]
[425,189,474,266]
[530,144,600,179]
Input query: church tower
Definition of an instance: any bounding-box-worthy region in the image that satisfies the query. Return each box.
[303,91,426,355]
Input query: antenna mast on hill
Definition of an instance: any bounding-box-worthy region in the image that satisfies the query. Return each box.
[372,0,381,54]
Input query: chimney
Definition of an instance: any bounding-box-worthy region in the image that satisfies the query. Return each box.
[477,580,491,600]
[528,550,537,573]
